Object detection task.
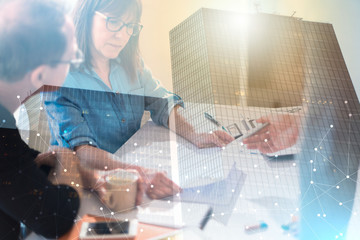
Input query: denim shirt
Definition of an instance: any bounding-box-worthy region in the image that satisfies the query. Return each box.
[45,60,183,153]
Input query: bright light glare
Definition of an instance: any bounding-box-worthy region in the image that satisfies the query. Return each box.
[229,14,250,33]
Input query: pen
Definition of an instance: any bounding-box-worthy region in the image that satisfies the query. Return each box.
[204,112,228,132]
[200,207,213,230]
[244,221,268,233]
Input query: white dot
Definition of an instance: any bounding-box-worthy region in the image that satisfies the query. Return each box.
[323,214,326,217]
[310,181,314,184]
[330,125,333,128]
[53,172,56,176]
[17,95,20,99]
[150,185,154,188]
[64,169,67,172]
[346,175,350,179]
[89,141,93,145]
[313,168,317,172]
[221,212,224,216]
[36,133,40,137]
[100,207,103,211]
[222,146,226,150]
[344,101,348,104]
[158,164,162,167]
[293,163,296,167]
[203,166,207,169]
[336,186,340,189]
[274,202,278,206]
[264,139,268,142]
[125,219,128,222]
[197,190,200,193]
[339,202,343,206]
[349,113,352,117]
[314,148,318,151]
[134,143,138,146]
[275,175,279,179]
[187,208,191,212]
[73,151,76,155]
[275,155,278,158]
[52,151,55,155]
[310,160,313,163]
[126,188,130,192]
[240,142,244,146]
[76,184,79,187]
[209,131,213,134]
[254,164,258,168]
[212,214,215,217]
[167,200,171,204]
[111,212,114,215]
[317,213,321,217]
[71,182,74,185]
[140,229,143,232]
[296,208,299,212]
[39,107,43,110]
[258,191,262,195]
[159,150,163,153]
[232,189,235,192]
[104,166,108,170]
[88,228,91,232]
[2,119,6,123]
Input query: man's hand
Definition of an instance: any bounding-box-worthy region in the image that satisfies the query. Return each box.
[41,147,83,199]
[243,114,300,154]
[34,151,57,168]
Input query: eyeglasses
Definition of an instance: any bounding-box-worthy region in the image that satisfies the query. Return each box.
[52,49,84,69]
[95,11,143,36]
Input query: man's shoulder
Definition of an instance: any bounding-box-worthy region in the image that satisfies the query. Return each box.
[0,104,16,130]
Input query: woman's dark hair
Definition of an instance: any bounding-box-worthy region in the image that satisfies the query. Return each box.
[0,0,67,82]
[73,0,142,82]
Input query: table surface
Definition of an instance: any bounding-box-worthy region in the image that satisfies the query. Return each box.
[112,105,303,240]
[27,105,304,240]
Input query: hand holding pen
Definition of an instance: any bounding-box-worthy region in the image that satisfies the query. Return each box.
[204,112,229,133]
[190,112,234,148]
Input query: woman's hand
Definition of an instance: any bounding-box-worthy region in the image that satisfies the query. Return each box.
[144,171,182,199]
[190,130,235,148]
[243,114,300,154]
[127,166,181,199]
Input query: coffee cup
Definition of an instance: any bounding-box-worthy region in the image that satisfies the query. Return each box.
[103,169,139,212]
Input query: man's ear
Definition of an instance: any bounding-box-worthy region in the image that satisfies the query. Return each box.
[30,65,46,89]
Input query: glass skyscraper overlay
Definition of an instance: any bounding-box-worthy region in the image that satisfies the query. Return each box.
[170,8,360,239]
[170,8,354,109]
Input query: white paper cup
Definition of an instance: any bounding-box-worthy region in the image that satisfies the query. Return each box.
[103,169,138,212]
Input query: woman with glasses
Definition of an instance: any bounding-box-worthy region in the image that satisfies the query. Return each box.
[45,0,234,199]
